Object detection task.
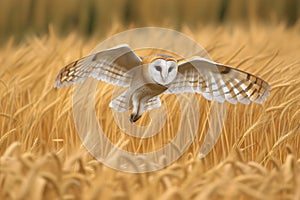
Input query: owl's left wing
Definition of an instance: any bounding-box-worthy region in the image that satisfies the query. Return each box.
[55,45,142,88]
[165,57,271,104]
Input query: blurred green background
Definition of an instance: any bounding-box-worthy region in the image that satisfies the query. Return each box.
[0,0,299,44]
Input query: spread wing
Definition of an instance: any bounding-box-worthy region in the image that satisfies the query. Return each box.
[166,57,271,104]
[54,45,142,88]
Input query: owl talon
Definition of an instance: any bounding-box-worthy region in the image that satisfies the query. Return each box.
[130,113,141,123]
[130,115,134,124]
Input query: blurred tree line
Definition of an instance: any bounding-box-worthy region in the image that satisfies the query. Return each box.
[0,0,299,43]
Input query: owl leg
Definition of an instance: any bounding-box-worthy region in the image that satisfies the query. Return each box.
[130,95,147,123]
[130,96,162,123]
[130,101,144,123]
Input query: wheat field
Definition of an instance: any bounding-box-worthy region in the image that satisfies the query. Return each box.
[0,24,300,199]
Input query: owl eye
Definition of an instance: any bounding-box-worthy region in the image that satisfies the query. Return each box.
[155,65,162,71]
[168,67,174,73]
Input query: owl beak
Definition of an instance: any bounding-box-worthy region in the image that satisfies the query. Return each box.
[161,73,167,82]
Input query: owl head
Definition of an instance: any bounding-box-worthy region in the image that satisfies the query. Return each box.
[147,56,178,85]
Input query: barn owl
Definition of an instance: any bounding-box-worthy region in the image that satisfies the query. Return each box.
[55,45,271,123]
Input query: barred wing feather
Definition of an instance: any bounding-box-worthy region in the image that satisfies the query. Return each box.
[54,45,142,88]
[166,57,271,104]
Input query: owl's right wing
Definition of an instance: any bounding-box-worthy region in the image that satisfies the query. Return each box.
[54,45,142,88]
[166,57,271,104]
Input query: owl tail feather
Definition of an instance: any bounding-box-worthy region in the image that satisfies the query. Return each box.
[144,96,162,111]
[109,91,131,112]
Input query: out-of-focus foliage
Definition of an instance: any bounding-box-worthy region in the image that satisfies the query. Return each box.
[0,0,299,43]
